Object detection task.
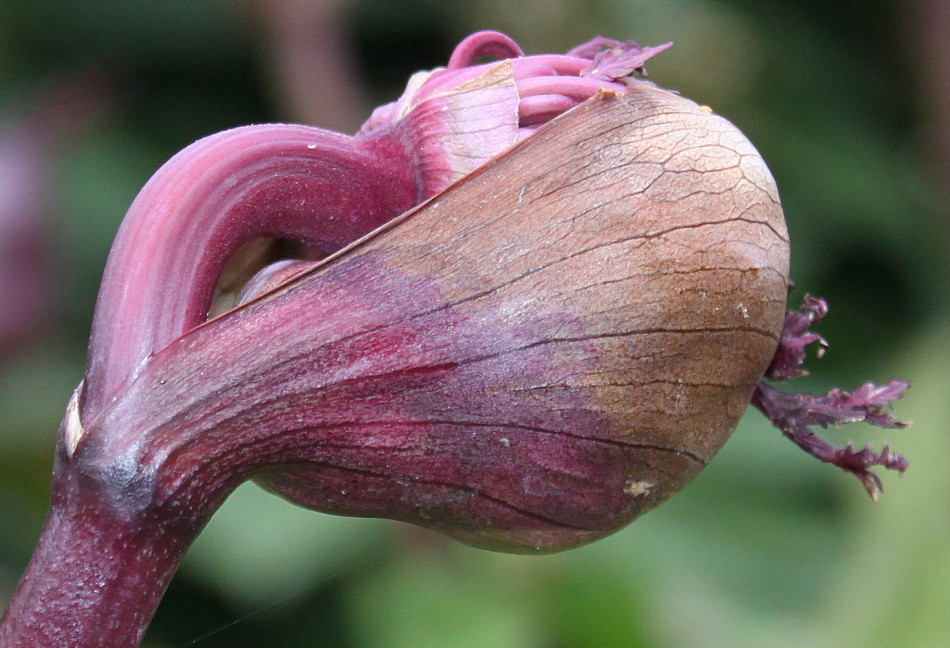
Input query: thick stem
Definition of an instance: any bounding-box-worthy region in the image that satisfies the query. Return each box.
[0,452,206,648]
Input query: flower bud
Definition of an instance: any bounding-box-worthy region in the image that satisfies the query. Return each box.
[1,32,812,648]
[81,84,789,553]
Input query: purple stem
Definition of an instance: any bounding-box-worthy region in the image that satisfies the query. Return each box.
[0,451,213,648]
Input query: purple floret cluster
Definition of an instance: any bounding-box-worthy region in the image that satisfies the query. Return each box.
[752,295,911,499]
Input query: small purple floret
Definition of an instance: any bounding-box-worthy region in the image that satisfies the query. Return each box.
[753,296,911,499]
[568,36,674,80]
[765,294,828,380]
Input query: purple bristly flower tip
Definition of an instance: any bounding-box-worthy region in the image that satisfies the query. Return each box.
[753,295,911,499]
[765,294,829,380]
[752,381,910,499]
[753,380,911,432]
[789,432,907,500]
[567,36,674,80]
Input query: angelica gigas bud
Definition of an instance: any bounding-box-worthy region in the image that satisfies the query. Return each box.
[71,82,790,554]
[1,32,909,648]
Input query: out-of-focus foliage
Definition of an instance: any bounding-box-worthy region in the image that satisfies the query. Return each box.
[1,1,945,647]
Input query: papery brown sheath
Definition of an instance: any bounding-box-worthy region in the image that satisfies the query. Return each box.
[0,34,798,648]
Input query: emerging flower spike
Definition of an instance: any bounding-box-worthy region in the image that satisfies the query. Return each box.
[0,31,908,648]
[752,296,911,499]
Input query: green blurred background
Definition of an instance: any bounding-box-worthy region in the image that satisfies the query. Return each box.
[1,1,947,646]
